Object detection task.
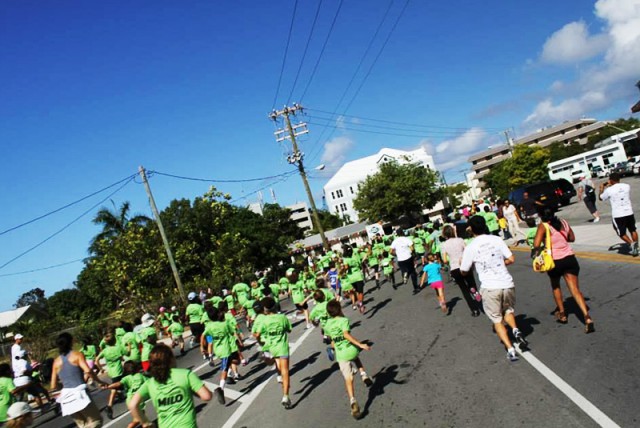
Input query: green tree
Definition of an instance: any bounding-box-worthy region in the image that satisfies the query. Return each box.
[14,287,47,311]
[443,183,470,208]
[89,201,151,254]
[353,161,444,223]
[587,118,640,146]
[484,145,550,197]
[309,209,343,233]
[547,141,589,162]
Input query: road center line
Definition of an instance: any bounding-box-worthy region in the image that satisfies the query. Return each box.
[516,347,620,428]
[221,326,317,428]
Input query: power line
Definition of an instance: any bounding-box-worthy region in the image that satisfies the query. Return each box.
[342,0,411,113]
[272,0,300,110]
[0,258,84,278]
[0,177,134,271]
[230,175,293,204]
[149,169,299,183]
[306,121,490,139]
[0,173,137,237]
[298,0,344,103]
[306,108,505,131]
[286,0,324,104]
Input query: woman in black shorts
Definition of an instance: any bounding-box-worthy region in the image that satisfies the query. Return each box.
[534,209,594,333]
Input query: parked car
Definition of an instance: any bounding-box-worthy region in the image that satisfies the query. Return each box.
[508,181,560,213]
[570,169,588,184]
[633,160,640,175]
[552,178,577,206]
[590,165,609,178]
[612,161,633,177]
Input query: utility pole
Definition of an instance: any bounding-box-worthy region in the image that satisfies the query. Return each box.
[138,166,187,305]
[270,103,330,250]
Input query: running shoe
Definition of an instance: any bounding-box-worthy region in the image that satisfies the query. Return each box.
[226,376,236,385]
[282,395,292,410]
[361,372,373,387]
[306,323,313,329]
[507,348,519,362]
[105,406,114,420]
[326,346,335,362]
[277,375,283,383]
[359,305,366,314]
[632,242,639,257]
[350,398,361,419]
[208,358,216,368]
[241,358,248,366]
[513,329,528,348]
[352,305,357,311]
[593,217,600,223]
[214,387,225,405]
[203,353,209,360]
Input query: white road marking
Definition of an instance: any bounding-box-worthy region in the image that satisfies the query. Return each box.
[516,346,621,428]
[221,326,317,428]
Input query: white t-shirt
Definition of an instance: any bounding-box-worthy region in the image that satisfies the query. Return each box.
[600,183,634,218]
[390,236,414,262]
[11,343,23,371]
[502,204,517,220]
[460,234,514,290]
[13,358,31,387]
[440,238,465,270]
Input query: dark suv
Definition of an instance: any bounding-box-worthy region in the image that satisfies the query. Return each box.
[552,178,576,206]
[508,181,560,213]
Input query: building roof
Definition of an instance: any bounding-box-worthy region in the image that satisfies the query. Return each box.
[468,144,511,162]
[0,306,32,329]
[536,121,607,147]
[513,118,597,145]
[324,148,432,189]
[295,222,369,248]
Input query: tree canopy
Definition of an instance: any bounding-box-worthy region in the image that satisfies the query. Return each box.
[484,145,550,198]
[352,160,443,223]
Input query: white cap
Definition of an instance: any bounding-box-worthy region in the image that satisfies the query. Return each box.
[187,292,197,300]
[171,306,177,311]
[14,334,24,340]
[140,313,155,327]
[7,402,32,420]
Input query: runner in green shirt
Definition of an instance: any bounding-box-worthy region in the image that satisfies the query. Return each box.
[185,292,205,346]
[157,307,171,338]
[0,364,22,424]
[232,281,251,306]
[250,281,265,301]
[139,325,157,373]
[168,316,186,355]
[309,290,332,350]
[324,300,372,420]
[255,297,293,409]
[121,324,141,363]
[343,247,366,313]
[219,302,247,367]
[208,295,223,309]
[96,333,125,418]
[128,344,211,428]
[412,233,426,266]
[79,338,99,383]
[380,251,396,288]
[288,271,312,329]
[103,360,149,428]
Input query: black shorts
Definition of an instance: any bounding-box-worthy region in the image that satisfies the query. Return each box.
[547,255,580,279]
[369,264,379,273]
[295,302,308,310]
[613,215,637,237]
[352,280,365,294]
[583,198,597,214]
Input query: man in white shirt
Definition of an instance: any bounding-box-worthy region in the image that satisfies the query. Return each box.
[390,229,419,293]
[502,200,524,241]
[11,334,24,372]
[599,172,638,256]
[460,216,528,362]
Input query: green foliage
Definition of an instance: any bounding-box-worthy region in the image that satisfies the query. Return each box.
[14,288,47,311]
[484,145,550,198]
[547,141,591,163]
[309,209,343,233]
[587,118,640,146]
[352,161,444,223]
[443,183,470,208]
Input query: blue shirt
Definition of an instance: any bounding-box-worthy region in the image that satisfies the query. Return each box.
[422,262,443,284]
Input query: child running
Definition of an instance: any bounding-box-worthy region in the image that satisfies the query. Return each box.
[95,333,125,419]
[324,300,373,420]
[168,316,186,356]
[102,361,149,428]
[420,254,448,314]
[254,297,293,409]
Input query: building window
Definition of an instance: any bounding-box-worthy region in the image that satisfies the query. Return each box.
[336,189,344,198]
[340,203,347,212]
[331,191,335,199]
[350,186,354,194]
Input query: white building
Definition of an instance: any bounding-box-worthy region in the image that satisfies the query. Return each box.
[323,147,444,223]
[287,202,313,232]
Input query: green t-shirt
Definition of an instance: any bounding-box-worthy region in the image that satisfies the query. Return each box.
[288,280,306,304]
[243,298,257,319]
[344,257,364,283]
[139,327,156,362]
[251,286,264,301]
[257,314,291,357]
[269,283,282,301]
[121,373,147,405]
[251,314,266,337]
[203,321,233,358]
[0,377,15,422]
[159,313,171,328]
[137,368,203,428]
[526,227,537,248]
[224,294,235,310]
[81,344,97,361]
[340,276,353,292]
[115,327,126,347]
[186,303,204,324]
[168,322,185,338]
[310,301,330,328]
[381,257,394,275]
[413,237,426,254]
[208,296,223,309]
[367,251,379,267]
[122,332,141,362]
[321,288,334,302]
[101,345,124,379]
[481,211,500,232]
[232,283,251,304]
[324,316,360,362]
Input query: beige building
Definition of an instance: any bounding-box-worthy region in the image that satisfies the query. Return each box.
[468,119,607,181]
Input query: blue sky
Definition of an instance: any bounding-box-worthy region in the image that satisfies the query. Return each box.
[1,0,638,310]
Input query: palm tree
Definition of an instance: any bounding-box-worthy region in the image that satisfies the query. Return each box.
[89,201,151,254]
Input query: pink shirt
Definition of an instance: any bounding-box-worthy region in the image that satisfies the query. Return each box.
[547,219,574,260]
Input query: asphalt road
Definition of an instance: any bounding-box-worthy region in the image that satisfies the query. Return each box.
[32,250,640,428]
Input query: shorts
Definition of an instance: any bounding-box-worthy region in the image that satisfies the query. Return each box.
[86,360,95,370]
[429,280,444,290]
[369,264,379,273]
[352,280,365,294]
[111,375,123,383]
[220,352,239,372]
[547,255,580,279]
[480,287,516,324]
[141,361,150,372]
[295,302,308,310]
[70,400,103,428]
[613,215,637,237]
[584,198,597,214]
[339,360,357,380]
[205,335,213,344]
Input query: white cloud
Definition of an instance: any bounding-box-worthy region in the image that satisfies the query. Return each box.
[526,0,640,126]
[540,21,608,64]
[421,128,491,173]
[320,136,354,172]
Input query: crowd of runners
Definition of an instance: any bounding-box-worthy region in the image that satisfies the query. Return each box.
[4,172,637,427]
